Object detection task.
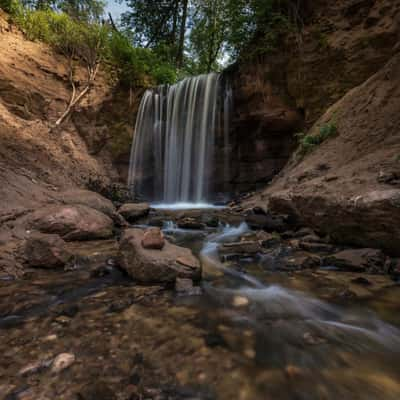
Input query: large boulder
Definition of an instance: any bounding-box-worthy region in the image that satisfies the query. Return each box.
[58,189,116,218]
[118,203,150,222]
[324,249,386,273]
[29,205,114,241]
[119,228,201,284]
[22,232,71,268]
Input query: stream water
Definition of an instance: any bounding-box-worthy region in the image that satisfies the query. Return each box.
[1,215,400,399]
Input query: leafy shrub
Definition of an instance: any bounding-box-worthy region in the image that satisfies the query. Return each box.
[0,0,12,12]
[105,32,176,87]
[297,121,338,156]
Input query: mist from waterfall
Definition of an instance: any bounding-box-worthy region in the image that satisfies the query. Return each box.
[128,73,231,204]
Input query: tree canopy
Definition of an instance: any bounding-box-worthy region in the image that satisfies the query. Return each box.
[1,0,301,87]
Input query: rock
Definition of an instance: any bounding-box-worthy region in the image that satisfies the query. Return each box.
[285,254,321,269]
[303,332,326,345]
[293,227,316,238]
[59,189,116,218]
[204,215,219,228]
[119,229,201,284]
[285,365,303,379]
[299,241,334,253]
[177,218,206,230]
[268,189,400,256]
[18,359,52,376]
[141,228,165,250]
[351,276,372,286]
[245,214,287,233]
[176,256,199,269]
[324,249,386,272]
[22,232,71,268]
[118,203,150,222]
[219,241,262,255]
[252,206,267,215]
[29,205,114,241]
[301,234,323,243]
[243,231,279,247]
[51,353,75,373]
[175,278,202,296]
[233,296,249,307]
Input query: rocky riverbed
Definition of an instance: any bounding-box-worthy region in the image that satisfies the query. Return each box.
[1,191,400,400]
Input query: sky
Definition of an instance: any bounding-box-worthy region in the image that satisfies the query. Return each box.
[105,0,129,20]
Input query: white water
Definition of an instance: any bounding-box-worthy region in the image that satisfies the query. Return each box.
[200,223,400,351]
[152,202,225,210]
[129,73,230,204]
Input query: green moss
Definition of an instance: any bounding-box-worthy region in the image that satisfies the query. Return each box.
[297,121,338,157]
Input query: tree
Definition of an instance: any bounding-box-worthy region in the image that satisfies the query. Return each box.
[51,16,108,126]
[189,0,229,72]
[58,0,105,22]
[121,0,189,68]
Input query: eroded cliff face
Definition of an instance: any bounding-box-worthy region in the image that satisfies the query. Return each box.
[241,0,400,254]
[0,11,136,218]
[223,0,399,195]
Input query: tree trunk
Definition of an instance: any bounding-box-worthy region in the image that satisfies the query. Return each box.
[54,63,98,128]
[176,0,188,69]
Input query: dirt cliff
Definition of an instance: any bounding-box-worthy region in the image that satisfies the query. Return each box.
[242,0,400,254]
[0,10,136,219]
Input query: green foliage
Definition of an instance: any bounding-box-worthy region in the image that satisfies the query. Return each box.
[297,122,338,156]
[105,32,177,86]
[0,0,13,12]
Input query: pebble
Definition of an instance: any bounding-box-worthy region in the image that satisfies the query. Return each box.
[51,353,75,373]
[232,296,249,307]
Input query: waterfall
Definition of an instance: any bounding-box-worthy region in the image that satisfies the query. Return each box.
[128,73,230,204]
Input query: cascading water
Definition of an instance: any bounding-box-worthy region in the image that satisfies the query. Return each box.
[128,73,231,205]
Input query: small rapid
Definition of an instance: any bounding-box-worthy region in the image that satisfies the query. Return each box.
[198,222,400,354]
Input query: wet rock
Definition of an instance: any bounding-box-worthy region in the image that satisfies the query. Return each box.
[29,205,114,241]
[22,232,71,268]
[175,278,202,296]
[204,215,219,228]
[242,231,279,247]
[293,227,316,238]
[219,241,262,255]
[51,353,75,373]
[245,214,287,233]
[118,203,150,222]
[252,206,267,215]
[299,241,334,253]
[351,276,372,286]
[303,332,326,345]
[119,229,201,284]
[141,227,165,250]
[232,296,249,307]
[177,217,206,230]
[285,254,321,269]
[301,233,323,243]
[324,249,386,272]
